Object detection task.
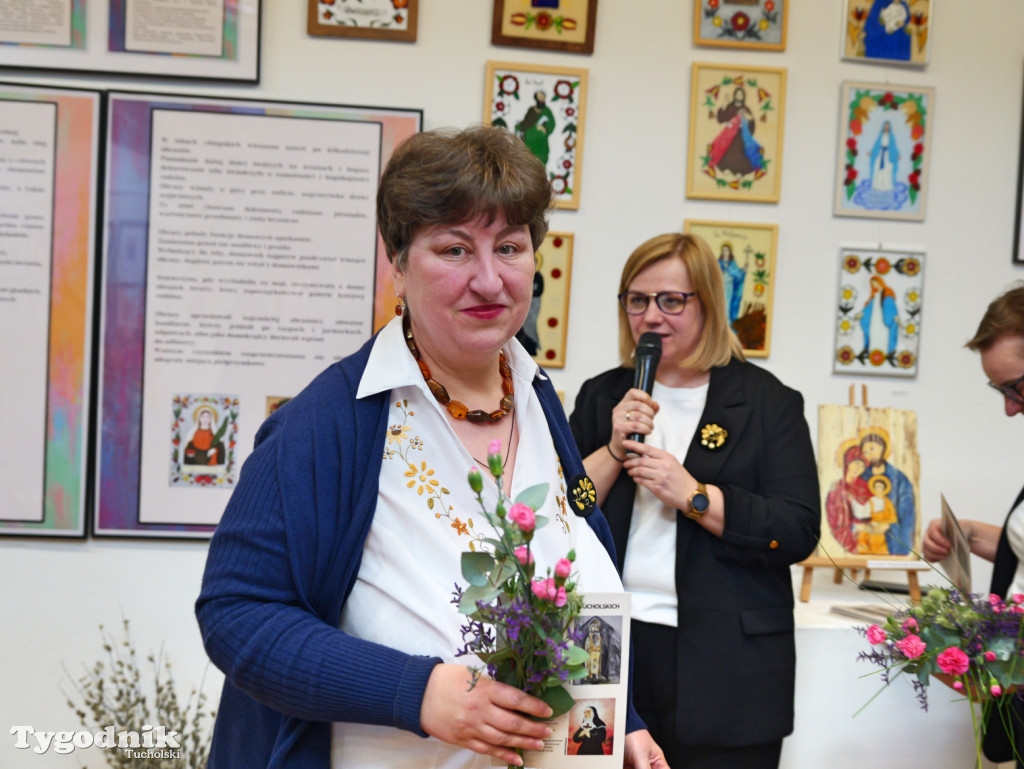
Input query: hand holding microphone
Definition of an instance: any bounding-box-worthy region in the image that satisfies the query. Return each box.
[627,333,661,448]
[606,333,661,461]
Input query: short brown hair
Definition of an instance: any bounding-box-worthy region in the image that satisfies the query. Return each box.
[967,283,1024,352]
[376,125,552,269]
[617,233,744,370]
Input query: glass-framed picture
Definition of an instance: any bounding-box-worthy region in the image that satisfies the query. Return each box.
[693,0,787,51]
[842,0,931,67]
[307,0,418,42]
[834,81,934,221]
[516,231,573,368]
[684,220,777,358]
[833,246,924,378]
[686,63,786,203]
[492,0,597,54]
[484,60,589,210]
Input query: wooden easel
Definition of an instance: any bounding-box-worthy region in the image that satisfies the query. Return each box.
[797,384,923,604]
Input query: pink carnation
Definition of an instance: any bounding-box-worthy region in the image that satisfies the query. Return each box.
[990,594,1004,608]
[488,439,502,457]
[894,633,926,660]
[985,651,997,662]
[1013,594,1024,605]
[555,586,567,607]
[953,681,964,692]
[531,577,557,602]
[992,685,1004,697]
[901,617,918,632]
[514,545,534,566]
[937,647,970,676]
[866,625,887,645]
[555,558,572,579]
[507,503,536,533]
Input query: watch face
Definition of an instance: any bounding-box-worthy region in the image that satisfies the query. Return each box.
[691,493,710,514]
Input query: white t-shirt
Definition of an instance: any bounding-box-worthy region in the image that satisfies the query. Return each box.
[331,317,623,769]
[621,380,709,627]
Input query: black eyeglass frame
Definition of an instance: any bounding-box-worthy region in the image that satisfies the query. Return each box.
[617,290,698,316]
[988,372,1024,405]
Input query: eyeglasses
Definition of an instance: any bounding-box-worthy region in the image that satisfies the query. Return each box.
[618,291,698,316]
[988,372,1024,405]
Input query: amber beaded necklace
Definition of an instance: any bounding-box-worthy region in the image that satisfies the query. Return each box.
[402,314,514,423]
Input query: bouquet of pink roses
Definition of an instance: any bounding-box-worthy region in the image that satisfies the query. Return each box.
[453,441,589,756]
[859,586,1024,765]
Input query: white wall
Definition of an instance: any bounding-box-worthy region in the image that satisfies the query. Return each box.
[3,2,1024,767]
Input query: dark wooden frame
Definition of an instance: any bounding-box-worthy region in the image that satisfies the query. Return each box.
[307,0,418,42]
[491,0,597,55]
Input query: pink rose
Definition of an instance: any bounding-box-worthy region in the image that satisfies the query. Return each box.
[514,545,534,566]
[508,503,536,533]
[992,685,1004,697]
[985,651,997,662]
[1013,605,1024,614]
[866,625,887,645]
[937,647,970,676]
[555,586,567,607]
[990,594,1004,608]
[1013,594,1024,604]
[532,577,556,602]
[901,617,918,632]
[895,634,926,660]
[555,558,572,579]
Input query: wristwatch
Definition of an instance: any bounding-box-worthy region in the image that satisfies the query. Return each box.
[684,482,710,520]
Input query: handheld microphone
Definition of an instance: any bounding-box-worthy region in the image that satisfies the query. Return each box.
[626,332,662,450]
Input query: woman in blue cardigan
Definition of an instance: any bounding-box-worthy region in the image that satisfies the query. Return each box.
[196,126,666,769]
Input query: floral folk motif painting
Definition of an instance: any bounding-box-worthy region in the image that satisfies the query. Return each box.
[842,0,931,66]
[834,247,924,377]
[307,0,417,41]
[694,0,787,51]
[684,220,777,357]
[834,81,933,221]
[485,61,588,210]
[492,0,597,54]
[516,232,574,368]
[817,404,921,563]
[170,394,239,487]
[686,64,786,203]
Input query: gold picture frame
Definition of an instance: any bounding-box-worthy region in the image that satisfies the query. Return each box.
[307,0,418,42]
[684,220,778,357]
[484,61,588,210]
[517,231,574,368]
[492,0,598,54]
[686,63,787,203]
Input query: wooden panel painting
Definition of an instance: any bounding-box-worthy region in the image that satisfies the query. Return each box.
[833,246,924,377]
[842,0,931,67]
[516,231,573,368]
[817,404,921,563]
[686,63,786,203]
[684,220,777,357]
[834,81,933,221]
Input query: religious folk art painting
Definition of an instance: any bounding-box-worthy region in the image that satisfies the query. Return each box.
[842,0,931,66]
[492,0,598,54]
[572,614,623,686]
[687,64,786,203]
[307,0,418,41]
[565,697,616,756]
[170,394,239,488]
[684,220,777,358]
[485,61,588,210]
[516,231,573,368]
[817,405,921,563]
[835,81,933,221]
[694,0,787,51]
[265,396,292,418]
[834,247,923,377]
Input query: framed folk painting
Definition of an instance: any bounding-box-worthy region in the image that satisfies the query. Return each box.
[485,61,588,210]
[492,0,598,54]
[693,0,787,51]
[684,220,777,357]
[516,231,573,368]
[842,0,931,67]
[308,0,418,42]
[833,246,924,377]
[834,81,933,221]
[686,63,786,203]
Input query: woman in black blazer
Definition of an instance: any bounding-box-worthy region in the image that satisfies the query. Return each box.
[922,285,1024,766]
[569,233,820,769]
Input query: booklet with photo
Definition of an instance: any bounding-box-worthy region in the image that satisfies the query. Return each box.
[940,494,971,594]
[512,592,631,768]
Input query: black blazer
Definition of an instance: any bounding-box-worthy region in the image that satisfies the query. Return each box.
[569,358,820,747]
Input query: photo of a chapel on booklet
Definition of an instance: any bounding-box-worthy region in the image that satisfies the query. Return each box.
[512,593,631,767]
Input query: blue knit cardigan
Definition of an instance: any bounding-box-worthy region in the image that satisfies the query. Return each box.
[195,334,641,768]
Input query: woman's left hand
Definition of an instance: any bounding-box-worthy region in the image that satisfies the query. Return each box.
[622,439,693,511]
[624,729,670,769]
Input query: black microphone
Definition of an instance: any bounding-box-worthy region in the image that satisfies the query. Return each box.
[626,332,661,452]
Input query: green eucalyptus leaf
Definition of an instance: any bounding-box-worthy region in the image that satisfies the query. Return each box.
[459,584,503,614]
[538,684,576,719]
[461,552,495,587]
[514,483,549,511]
[565,644,589,666]
[533,514,549,531]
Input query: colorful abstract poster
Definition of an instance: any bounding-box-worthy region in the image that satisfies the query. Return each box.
[834,81,934,221]
[0,83,99,537]
[833,246,924,377]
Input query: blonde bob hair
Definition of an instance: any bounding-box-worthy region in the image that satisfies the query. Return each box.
[617,233,744,371]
